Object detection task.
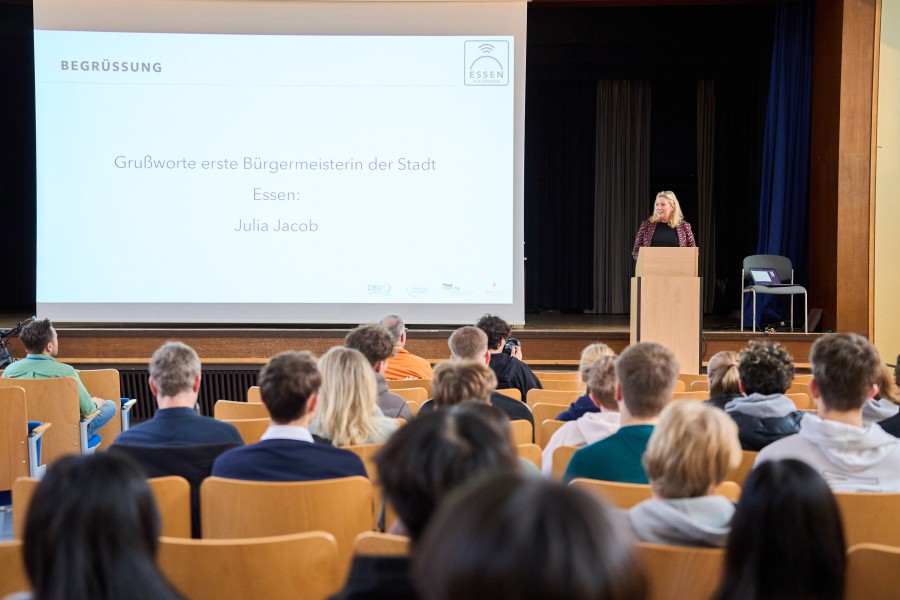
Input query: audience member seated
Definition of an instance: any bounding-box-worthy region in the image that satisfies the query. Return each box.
[412,472,647,600]
[114,341,243,446]
[556,343,616,421]
[864,363,900,425]
[449,401,539,475]
[542,356,620,476]
[311,346,400,446]
[628,401,742,547]
[704,351,742,410]
[330,410,519,599]
[212,351,366,481]
[438,325,533,425]
[345,324,413,420]
[757,334,900,491]
[379,315,433,381]
[21,453,182,600]
[564,343,677,484]
[2,317,117,438]
[712,459,844,600]
[724,341,804,451]
[475,314,541,401]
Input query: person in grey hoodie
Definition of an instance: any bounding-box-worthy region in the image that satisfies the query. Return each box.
[725,340,804,451]
[628,401,742,547]
[757,333,900,492]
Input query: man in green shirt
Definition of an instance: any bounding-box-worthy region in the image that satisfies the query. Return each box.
[564,342,678,483]
[3,318,117,438]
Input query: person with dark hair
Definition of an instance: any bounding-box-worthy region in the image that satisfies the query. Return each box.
[330,410,519,599]
[704,351,742,410]
[2,317,117,438]
[757,333,900,491]
[475,314,541,401]
[345,324,413,420]
[114,341,243,446]
[212,351,365,481]
[564,343,678,483]
[542,356,620,476]
[724,341,804,451]
[21,453,182,600]
[412,472,647,600]
[713,459,845,600]
[379,315,433,381]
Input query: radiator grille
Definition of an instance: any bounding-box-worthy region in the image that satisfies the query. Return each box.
[120,369,259,423]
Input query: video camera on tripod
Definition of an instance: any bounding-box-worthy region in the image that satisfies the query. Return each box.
[0,316,35,369]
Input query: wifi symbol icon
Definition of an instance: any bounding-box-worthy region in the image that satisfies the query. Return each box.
[479,44,495,54]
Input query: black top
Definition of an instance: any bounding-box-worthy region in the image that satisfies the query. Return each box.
[650,222,679,248]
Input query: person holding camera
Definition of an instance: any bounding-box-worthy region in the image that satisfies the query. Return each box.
[475,314,542,402]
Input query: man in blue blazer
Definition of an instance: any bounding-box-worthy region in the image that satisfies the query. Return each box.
[211,351,366,481]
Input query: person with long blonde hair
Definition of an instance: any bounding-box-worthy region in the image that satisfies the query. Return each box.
[631,190,697,260]
[311,346,399,446]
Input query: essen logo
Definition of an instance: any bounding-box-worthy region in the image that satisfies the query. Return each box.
[464,40,509,86]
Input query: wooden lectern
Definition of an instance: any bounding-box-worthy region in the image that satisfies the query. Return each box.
[630,247,701,374]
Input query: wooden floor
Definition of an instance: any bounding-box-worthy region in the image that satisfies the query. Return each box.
[0,311,818,370]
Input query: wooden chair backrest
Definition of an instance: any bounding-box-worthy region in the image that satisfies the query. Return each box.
[77,369,122,451]
[531,402,568,446]
[835,492,900,547]
[12,476,39,538]
[158,531,341,600]
[571,479,741,509]
[391,387,428,403]
[405,400,420,417]
[540,420,566,450]
[509,419,533,445]
[539,380,586,393]
[725,450,758,487]
[845,543,900,600]
[200,475,375,575]
[0,386,29,490]
[637,541,725,600]
[516,443,542,470]
[353,531,410,557]
[533,371,581,382]
[551,445,579,480]
[0,378,81,465]
[786,392,815,410]
[672,391,709,402]
[673,380,687,392]
[213,400,269,420]
[677,373,707,384]
[247,386,262,404]
[786,381,811,396]
[342,444,383,482]
[690,380,710,392]
[496,388,522,401]
[526,388,580,408]
[386,378,432,396]
[793,374,813,385]
[148,475,192,538]
[219,417,269,445]
[0,540,29,598]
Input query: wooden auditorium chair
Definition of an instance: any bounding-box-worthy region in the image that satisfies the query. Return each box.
[637,541,725,600]
[0,386,51,490]
[495,388,522,401]
[509,419,533,445]
[390,386,428,404]
[532,370,581,382]
[0,378,103,463]
[158,531,342,600]
[342,443,385,522]
[213,399,269,420]
[353,531,410,557]
[834,492,900,547]
[525,388,580,408]
[672,391,710,402]
[786,392,814,410]
[386,378,432,396]
[0,539,29,598]
[570,479,741,510]
[551,445,579,480]
[246,385,262,403]
[77,368,135,450]
[218,417,269,445]
[539,420,566,451]
[530,402,567,447]
[845,543,900,600]
[725,450,757,487]
[516,443,542,470]
[537,380,585,393]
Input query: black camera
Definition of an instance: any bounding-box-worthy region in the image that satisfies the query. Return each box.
[502,338,520,356]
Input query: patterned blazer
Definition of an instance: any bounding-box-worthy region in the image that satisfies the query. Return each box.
[632,219,696,260]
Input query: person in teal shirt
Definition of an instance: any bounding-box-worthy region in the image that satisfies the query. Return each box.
[3,318,117,438]
[564,342,679,483]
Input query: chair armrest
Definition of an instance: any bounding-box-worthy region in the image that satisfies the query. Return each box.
[121,399,137,411]
[81,410,100,422]
[29,422,51,436]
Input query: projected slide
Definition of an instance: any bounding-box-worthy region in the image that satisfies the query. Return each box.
[34,31,515,320]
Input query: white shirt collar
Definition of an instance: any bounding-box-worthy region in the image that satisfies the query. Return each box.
[260,424,314,443]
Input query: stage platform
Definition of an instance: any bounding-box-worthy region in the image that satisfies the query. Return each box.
[0,312,819,370]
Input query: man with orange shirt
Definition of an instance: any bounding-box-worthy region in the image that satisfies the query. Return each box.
[380,314,433,380]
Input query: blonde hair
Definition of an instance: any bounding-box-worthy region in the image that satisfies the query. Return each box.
[876,363,900,405]
[707,351,741,397]
[579,343,615,382]
[643,401,742,498]
[432,361,497,408]
[313,346,379,446]
[648,191,685,228]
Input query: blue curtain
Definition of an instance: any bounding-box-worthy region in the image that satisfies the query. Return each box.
[744,0,814,329]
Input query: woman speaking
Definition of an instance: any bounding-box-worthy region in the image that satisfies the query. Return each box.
[632,190,696,260]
